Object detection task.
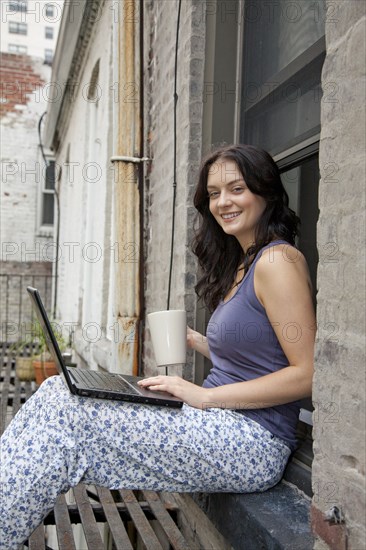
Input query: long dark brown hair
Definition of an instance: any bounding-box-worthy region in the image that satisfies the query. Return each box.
[192,144,300,311]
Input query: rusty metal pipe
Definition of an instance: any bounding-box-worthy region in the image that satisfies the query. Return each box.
[111,0,142,375]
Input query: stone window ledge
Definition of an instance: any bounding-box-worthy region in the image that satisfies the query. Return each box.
[193,481,313,550]
[36,227,54,238]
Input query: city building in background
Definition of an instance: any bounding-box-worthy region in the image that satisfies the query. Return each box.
[0,0,64,338]
[0,0,63,64]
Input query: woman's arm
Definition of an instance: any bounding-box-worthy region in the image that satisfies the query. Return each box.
[139,245,316,410]
[203,245,316,408]
[187,326,211,359]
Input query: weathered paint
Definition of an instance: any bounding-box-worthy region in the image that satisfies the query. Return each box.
[113,0,141,375]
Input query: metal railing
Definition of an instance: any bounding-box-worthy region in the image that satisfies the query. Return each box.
[0,274,55,344]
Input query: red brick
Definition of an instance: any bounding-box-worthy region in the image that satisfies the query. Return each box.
[0,53,45,117]
[311,504,348,550]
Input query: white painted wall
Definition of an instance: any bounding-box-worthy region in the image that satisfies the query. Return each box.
[0,57,53,263]
[54,6,114,371]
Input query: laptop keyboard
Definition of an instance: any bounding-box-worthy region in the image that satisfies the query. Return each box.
[72,369,140,394]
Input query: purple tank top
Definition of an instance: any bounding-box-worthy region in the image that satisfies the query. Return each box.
[203,240,300,451]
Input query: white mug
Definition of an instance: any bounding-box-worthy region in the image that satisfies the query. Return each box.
[147,310,187,367]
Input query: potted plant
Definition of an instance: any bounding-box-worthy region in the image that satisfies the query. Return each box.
[31,320,68,385]
[11,340,37,381]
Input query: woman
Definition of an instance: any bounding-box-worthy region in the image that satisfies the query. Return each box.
[0,144,315,548]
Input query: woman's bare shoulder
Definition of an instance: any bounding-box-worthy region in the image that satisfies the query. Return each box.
[257,243,308,273]
[255,243,312,302]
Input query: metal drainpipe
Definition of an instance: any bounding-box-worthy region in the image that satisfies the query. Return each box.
[111,0,144,375]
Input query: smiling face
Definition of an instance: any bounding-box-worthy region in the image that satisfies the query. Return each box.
[207,158,267,251]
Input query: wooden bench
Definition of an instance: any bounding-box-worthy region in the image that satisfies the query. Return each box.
[0,345,230,550]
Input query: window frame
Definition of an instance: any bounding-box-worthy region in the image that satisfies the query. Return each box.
[37,157,55,236]
[235,0,326,157]
[199,0,326,495]
[242,37,325,113]
[45,4,55,17]
[235,7,325,493]
[8,0,28,12]
[45,26,54,39]
[8,21,27,35]
[8,43,27,54]
[273,134,320,167]
[44,48,54,65]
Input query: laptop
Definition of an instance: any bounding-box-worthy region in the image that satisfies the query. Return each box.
[27,287,183,408]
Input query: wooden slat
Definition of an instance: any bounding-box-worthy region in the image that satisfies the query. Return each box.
[12,363,22,416]
[96,487,134,550]
[120,490,163,550]
[160,492,233,550]
[143,491,191,550]
[73,485,104,548]
[1,358,194,550]
[44,499,160,523]
[24,378,34,402]
[54,494,77,550]
[28,524,46,549]
[0,351,12,434]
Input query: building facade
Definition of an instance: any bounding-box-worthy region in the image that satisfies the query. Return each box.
[44,1,365,548]
[0,52,54,340]
[0,1,64,341]
[0,0,63,63]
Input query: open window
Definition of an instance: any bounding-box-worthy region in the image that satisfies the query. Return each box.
[238,0,325,494]
[37,158,55,235]
[199,0,326,496]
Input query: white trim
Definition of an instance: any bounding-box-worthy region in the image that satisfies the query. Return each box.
[36,226,54,238]
[36,154,55,234]
[273,134,321,163]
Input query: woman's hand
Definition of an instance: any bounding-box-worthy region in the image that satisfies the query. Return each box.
[187,326,197,349]
[186,326,211,359]
[137,375,210,409]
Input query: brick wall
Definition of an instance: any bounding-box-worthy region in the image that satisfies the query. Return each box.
[312,2,366,548]
[0,53,54,340]
[0,53,46,117]
[0,53,53,259]
[142,0,206,379]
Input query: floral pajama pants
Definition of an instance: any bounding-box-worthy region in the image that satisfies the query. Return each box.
[0,376,291,549]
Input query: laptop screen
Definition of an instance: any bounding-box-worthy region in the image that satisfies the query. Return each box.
[26,287,74,390]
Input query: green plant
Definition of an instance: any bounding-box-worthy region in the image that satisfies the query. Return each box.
[11,320,69,383]
[10,320,67,360]
[9,329,39,382]
[32,320,67,360]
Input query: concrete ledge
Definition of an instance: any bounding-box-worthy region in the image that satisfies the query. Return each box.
[193,481,314,550]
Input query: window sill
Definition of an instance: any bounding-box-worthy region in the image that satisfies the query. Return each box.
[36,227,54,238]
[193,481,313,550]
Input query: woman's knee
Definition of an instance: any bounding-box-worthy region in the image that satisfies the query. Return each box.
[35,375,72,409]
[37,374,65,395]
